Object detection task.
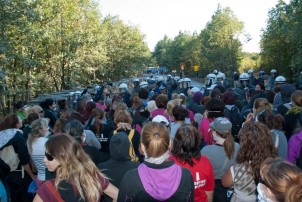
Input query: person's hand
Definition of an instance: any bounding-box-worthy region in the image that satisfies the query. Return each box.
[245,113,253,123]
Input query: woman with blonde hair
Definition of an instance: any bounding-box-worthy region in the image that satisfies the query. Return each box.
[201,117,240,202]
[258,158,300,202]
[28,118,49,188]
[245,98,271,123]
[118,122,194,201]
[33,134,118,202]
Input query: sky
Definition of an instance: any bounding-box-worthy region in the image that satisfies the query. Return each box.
[98,0,288,53]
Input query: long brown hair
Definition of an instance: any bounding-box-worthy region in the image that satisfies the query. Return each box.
[92,108,105,137]
[237,122,277,179]
[45,134,104,202]
[285,173,302,202]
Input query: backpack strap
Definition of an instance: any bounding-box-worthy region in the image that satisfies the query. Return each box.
[45,181,64,202]
[128,130,138,161]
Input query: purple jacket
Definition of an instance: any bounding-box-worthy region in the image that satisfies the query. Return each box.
[287,129,302,163]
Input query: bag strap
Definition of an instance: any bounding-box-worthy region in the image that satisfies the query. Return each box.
[45,181,64,202]
[128,129,135,141]
[272,130,279,148]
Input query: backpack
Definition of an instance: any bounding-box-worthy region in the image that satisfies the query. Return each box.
[0,145,20,172]
[224,106,243,138]
[113,129,139,162]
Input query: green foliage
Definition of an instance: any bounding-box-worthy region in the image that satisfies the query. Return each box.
[152,5,244,78]
[0,0,151,114]
[260,0,302,82]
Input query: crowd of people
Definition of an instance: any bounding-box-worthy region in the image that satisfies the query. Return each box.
[0,69,302,201]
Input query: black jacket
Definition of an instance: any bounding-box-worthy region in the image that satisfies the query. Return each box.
[117,160,194,202]
[98,132,139,202]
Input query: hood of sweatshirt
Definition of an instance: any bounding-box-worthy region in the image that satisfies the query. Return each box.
[138,160,182,201]
[109,132,131,161]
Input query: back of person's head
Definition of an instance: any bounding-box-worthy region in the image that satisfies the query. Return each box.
[171,93,179,100]
[44,98,54,108]
[0,114,21,131]
[237,122,277,179]
[114,110,132,125]
[210,117,235,159]
[178,94,187,105]
[172,105,188,121]
[58,99,67,110]
[53,111,72,135]
[260,158,300,202]
[291,90,302,107]
[264,90,275,104]
[85,101,96,112]
[45,134,103,201]
[14,101,27,110]
[141,122,170,158]
[205,98,225,118]
[155,94,168,109]
[26,112,40,125]
[257,110,284,130]
[138,88,149,100]
[210,89,222,99]
[62,119,84,143]
[171,124,201,166]
[285,173,302,202]
[28,118,49,153]
[213,85,225,93]
[166,99,181,117]
[70,112,85,124]
[223,91,236,105]
[92,108,104,120]
[114,103,128,113]
[253,98,271,115]
[26,105,44,118]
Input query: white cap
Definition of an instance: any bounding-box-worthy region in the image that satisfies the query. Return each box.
[191,87,200,93]
[152,115,169,126]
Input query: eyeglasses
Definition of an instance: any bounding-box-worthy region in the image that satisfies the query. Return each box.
[45,152,54,161]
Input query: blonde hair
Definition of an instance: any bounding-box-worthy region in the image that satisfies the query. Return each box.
[166,99,181,118]
[141,122,170,158]
[253,98,271,117]
[114,110,132,125]
[26,105,43,118]
[261,158,301,202]
[213,128,235,160]
[28,118,49,153]
[45,134,104,202]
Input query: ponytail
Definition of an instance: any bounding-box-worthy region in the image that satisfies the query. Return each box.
[223,132,235,160]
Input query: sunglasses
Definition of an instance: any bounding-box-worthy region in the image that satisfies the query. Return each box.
[45,152,54,161]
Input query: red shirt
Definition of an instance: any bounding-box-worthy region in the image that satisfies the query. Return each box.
[171,155,215,202]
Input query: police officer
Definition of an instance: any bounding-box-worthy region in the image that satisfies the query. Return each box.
[118,83,132,108]
[268,69,278,90]
[239,73,250,91]
[248,69,257,88]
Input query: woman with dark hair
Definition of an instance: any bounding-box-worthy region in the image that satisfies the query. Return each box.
[170,105,189,139]
[201,117,240,202]
[171,124,214,202]
[198,98,225,145]
[41,99,58,129]
[83,101,96,122]
[150,94,169,119]
[87,108,114,162]
[118,122,194,201]
[257,110,287,159]
[33,134,118,202]
[222,122,278,201]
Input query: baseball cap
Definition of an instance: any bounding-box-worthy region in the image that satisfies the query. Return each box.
[152,115,169,126]
[210,117,232,135]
